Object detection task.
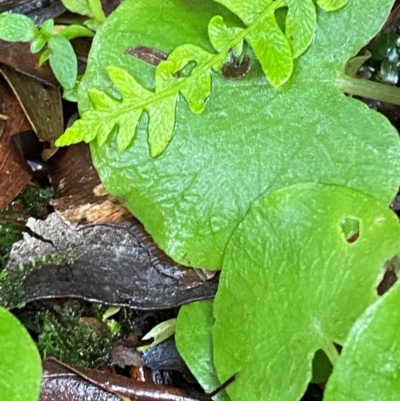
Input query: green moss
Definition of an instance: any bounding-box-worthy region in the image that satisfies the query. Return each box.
[38,300,130,368]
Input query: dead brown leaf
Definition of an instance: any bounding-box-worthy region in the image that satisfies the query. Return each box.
[0,78,32,210]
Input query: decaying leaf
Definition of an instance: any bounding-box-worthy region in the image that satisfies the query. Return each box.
[2,213,218,309]
[0,77,32,210]
[0,64,63,159]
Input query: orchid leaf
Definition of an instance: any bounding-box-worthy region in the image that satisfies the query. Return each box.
[213,183,400,401]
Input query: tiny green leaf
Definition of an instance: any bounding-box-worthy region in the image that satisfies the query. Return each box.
[48,35,78,89]
[60,24,94,40]
[213,183,400,401]
[137,318,176,352]
[87,0,106,23]
[0,13,39,42]
[324,281,400,401]
[40,19,55,38]
[30,34,47,53]
[38,49,50,66]
[176,300,229,401]
[0,307,42,401]
[208,15,244,59]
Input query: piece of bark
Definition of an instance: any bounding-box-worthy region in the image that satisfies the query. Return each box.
[49,143,133,224]
[4,213,218,309]
[0,78,32,210]
[40,358,211,401]
[0,64,63,159]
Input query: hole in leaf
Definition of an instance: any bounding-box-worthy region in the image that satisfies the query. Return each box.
[340,217,360,243]
[377,256,399,295]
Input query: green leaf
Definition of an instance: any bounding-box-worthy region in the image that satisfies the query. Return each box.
[60,24,94,40]
[176,301,229,401]
[324,281,400,401]
[0,13,39,42]
[58,0,348,154]
[213,183,400,401]
[87,0,106,23]
[38,49,50,66]
[137,318,176,352]
[61,0,92,17]
[48,35,78,89]
[212,0,318,84]
[0,307,42,401]
[30,34,47,53]
[40,19,54,38]
[80,0,400,269]
[208,15,244,62]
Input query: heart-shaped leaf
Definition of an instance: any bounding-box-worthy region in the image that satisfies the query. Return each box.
[213,183,400,401]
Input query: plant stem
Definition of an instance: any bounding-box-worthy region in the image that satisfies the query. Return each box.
[336,74,400,105]
[322,342,340,366]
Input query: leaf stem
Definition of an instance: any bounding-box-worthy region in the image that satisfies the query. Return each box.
[336,74,400,105]
[322,342,339,366]
[109,0,285,114]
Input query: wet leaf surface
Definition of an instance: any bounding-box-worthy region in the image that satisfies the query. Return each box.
[3,213,218,309]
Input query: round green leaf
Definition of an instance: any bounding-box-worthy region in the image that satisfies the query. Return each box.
[213,183,400,401]
[0,13,38,42]
[48,35,78,89]
[0,307,42,401]
[84,0,399,269]
[324,281,400,401]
